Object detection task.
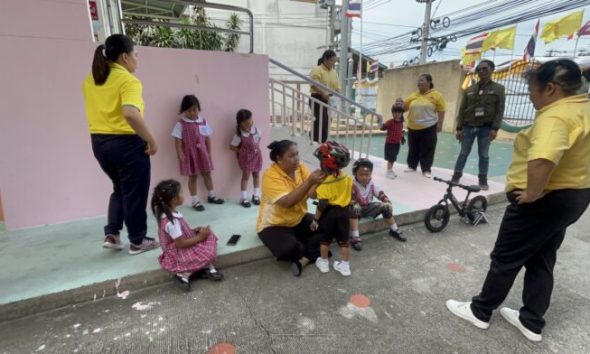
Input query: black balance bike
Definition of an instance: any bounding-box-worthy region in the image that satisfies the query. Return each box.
[424,177,488,232]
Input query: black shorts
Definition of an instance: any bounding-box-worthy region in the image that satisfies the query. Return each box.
[318,206,350,245]
[384,143,401,163]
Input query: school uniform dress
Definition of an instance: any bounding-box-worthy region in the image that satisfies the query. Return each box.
[350,179,392,219]
[230,127,262,173]
[171,116,214,176]
[158,212,218,273]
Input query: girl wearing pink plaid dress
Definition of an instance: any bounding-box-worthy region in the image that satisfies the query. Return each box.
[229,109,262,208]
[151,179,223,291]
[172,95,224,212]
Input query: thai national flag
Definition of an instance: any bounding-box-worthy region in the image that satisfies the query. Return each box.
[524,19,540,60]
[465,33,488,54]
[370,61,379,73]
[346,2,361,18]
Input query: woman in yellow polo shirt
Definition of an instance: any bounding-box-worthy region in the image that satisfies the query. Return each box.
[257,140,326,276]
[446,59,590,342]
[82,34,159,255]
[397,74,446,178]
[309,50,341,143]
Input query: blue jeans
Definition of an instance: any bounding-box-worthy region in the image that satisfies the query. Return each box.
[453,125,491,176]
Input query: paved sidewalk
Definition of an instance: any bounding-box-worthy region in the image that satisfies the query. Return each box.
[1,204,589,354]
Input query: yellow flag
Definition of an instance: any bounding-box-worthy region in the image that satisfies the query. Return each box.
[366,60,371,74]
[541,10,583,44]
[461,48,481,65]
[482,26,516,51]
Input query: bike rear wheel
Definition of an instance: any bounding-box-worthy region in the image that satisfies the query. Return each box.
[425,204,450,233]
[467,195,488,212]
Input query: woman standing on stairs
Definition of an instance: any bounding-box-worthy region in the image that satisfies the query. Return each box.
[309,50,341,143]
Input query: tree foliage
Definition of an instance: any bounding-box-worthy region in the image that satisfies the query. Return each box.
[124,7,242,52]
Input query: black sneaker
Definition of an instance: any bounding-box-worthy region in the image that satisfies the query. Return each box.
[252,196,260,206]
[192,202,205,211]
[351,238,363,251]
[451,172,462,184]
[175,274,190,291]
[196,268,224,281]
[389,229,406,242]
[240,199,251,208]
[207,196,225,204]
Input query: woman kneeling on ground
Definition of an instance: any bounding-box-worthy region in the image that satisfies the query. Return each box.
[257,140,326,276]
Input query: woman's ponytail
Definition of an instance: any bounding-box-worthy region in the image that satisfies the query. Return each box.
[92,44,110,85]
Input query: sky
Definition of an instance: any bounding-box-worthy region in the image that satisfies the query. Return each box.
[349,0,590,67]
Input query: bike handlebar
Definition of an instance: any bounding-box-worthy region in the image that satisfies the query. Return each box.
[433,176,480,192]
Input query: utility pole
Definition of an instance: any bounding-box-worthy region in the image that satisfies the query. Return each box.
[339,0,350,99]
[329,3,336,49]
[418,0,434,64]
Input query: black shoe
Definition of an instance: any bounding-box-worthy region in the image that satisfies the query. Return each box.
[198,268,224,281]
[240,199,251,208]
[389,229,406,242]
[207,196,225,204]
[351,238,363,251]
[478,175,489,191]
[175,274,191,291]
[252,196,260,206]
[291,261,302,277]
[451,172,462,184]
[192,202,205,211]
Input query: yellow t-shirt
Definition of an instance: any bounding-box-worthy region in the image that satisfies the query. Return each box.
[309,64,341,95]
[506,94,590,192]
[316,172,353,208]
[404,89,446,130]
[256,163,311,233]
[82,63,144,134]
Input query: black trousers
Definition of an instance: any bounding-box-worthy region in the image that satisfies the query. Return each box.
[258,213,321,262]
[310,93,329,143]
[407,125,437,172]
[91,134,151,244]
[471,188,590,333]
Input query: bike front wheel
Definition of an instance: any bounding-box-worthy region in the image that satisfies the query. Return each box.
[425,204,450,233]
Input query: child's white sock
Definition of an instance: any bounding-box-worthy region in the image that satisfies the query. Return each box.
[191,195,200,205]
[254,188,261,197]
[241,190,248,200]
[390,223,399,231]
[208,190,215,198]
[351,230,360,238]
[208,264,217,273]
[340,260,350,267]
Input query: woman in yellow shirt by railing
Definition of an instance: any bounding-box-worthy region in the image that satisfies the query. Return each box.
[446,59,590,342]
[82,34,159,255]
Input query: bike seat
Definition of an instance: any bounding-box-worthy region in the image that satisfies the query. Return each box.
[464,185,481,193]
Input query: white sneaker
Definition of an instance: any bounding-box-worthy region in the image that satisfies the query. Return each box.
[333,261,351,276]
[500,307,542,342]
[445,300,490,329]
[385,170,397,179]
[423,171,432,178]
[404,168,416,173]
[315,258,330,273]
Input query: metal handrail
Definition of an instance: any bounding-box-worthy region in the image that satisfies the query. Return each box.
[269,58,382,120]
[119,0,254,53]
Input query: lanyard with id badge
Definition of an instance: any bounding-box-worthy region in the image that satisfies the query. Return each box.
[475,88,485,117]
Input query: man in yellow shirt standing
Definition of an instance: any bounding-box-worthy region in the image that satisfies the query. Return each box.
[446,60,590,342]
[309,50,341,143]
[82,34,159,255]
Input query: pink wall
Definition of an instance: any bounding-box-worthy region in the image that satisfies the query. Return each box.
[0,0,269,230]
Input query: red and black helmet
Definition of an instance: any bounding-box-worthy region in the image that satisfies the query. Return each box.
[313,140,351,173]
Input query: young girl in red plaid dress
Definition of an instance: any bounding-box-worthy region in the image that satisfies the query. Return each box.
[172,95,224,212]
[229,109,262,208]
[151,179,223,291]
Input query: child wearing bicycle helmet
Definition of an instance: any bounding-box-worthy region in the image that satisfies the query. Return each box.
[310,141,354,276]
[350,158,405,251]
